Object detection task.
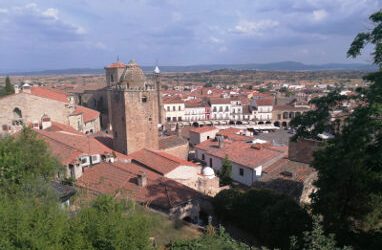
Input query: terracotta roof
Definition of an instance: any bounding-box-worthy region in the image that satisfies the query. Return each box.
[255,98,274,106]
[185,101,204,108]
[35,128,114,165]
[31,87,68,102]
[74,106,100,122]
[189,126,218,134]
[127,148,197,175]
[163,96,184,104]
[105,61,126,68]
[196,140,287,169]
[217,128,252,141]
[209,98,231,105]
[76,162,202,210]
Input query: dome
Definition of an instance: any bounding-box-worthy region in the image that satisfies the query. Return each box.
[122,59,147,88]
[202,167,215,179]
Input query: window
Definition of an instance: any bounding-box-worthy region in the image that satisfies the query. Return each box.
[178,106,181,111]
[207,136,210,139]
[209,158,213,167]
[239,168,244,176]
[173,106,176,111]
[202,154,205,160]
[167,106,170,111]
[213,107,217,112]
[172,117,176,121]
[142,96,147,103]
[110,74,114,82]
[219,107,223,112]
[167,117,171,122]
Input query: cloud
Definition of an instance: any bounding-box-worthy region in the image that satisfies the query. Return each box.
[231,19,279,36]
[312,9,328,22]
[1,3,86,42]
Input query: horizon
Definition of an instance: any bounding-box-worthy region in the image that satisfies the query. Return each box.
[0,1,381,72]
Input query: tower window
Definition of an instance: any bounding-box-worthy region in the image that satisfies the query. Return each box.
[142,96,147,103]
[110,74,114,82]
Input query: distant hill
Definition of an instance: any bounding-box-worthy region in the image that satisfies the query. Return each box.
[2,61,378,76]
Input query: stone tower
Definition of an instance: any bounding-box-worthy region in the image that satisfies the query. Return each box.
[107,59,159,154]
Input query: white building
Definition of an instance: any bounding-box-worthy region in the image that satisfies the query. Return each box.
[195,138,287,186]
[251,98,273,124]
[184,102,206,122]
[209,98,231,120]
[230,99,243,121]
[163,97,185,122]
[189,126,219,146]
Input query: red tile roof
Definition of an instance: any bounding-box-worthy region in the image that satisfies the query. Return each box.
[209,98,231,105]
[163,96,184,104]
[74,106,100,122]
[196,140,287,169]
[76,162,203,210]
[105,61,126,68]
[127,148,197,175]
[189,126,219,134]
[31,87,68,102]
[35,129,114,165]
[255,98,274,106]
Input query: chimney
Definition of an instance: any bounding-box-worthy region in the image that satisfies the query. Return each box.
[137,172,147,187]
[216,135,224,148]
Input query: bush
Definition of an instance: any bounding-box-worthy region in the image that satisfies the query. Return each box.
[213,189,311,249]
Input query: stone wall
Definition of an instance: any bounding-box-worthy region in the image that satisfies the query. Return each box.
[162,142,189,160]
[110,89,159,154]
[288,138,322,164]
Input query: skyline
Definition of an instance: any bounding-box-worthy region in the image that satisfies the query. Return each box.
[0,0,381,72]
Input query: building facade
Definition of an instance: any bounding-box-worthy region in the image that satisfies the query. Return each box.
[106,60,160,154]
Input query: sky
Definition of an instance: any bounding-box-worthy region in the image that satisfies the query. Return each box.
[0,0,381,72]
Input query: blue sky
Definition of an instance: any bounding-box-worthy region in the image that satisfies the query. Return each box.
[0,0,380,72]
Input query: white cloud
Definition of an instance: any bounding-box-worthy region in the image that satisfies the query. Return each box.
[232,19,279,36]
[0,8,8,14]
[312,9,328,22]
[209,36,223,44]
[42,8,59,20]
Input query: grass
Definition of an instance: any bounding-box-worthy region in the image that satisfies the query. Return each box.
[134,205,202,248]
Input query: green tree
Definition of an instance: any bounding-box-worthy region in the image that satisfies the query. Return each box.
[4,76,14,95]
[0,128,59,193]
[220,155,232,185]
[290,10,382,249]
[213,189,311,249]
[290,216,351,250]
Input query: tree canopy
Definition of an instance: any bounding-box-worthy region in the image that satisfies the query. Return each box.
[290,9,382,249]
[213,189,311,249]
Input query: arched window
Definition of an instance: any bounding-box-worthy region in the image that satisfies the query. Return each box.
[13,108,22,119]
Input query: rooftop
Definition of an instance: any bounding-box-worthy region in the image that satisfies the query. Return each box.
[189,126,219,134]
[196,139,287,169]
[76,161,203,210]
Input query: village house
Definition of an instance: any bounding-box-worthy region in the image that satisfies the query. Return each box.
[189,126,220,146]
[35,125,116,179]
[251,98,274,124]
[195,137,288,186]
[163,96,185,122]
[209,98,231,120]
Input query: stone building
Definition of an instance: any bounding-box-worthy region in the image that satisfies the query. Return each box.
[0,86,100,135]
[105,59,160,154]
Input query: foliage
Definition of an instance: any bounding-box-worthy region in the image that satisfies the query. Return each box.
[4,76,15,95]
[0,129,153,249]
[0,128,60,192]
[213,189,311,249]
[0,76,14,96]
[289,9,382,249]
[204,81,213,87]
[290,89,348,140]
[220,155,233,185]
[290,216,351,250]
[347,10,382,69]
[169,226,251,250]
[0,194,153,250]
